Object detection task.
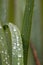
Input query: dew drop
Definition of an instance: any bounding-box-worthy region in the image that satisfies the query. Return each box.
[13,43,16,46]
[1,51,4,54]
[17,36,19,39]
[13,46,16,49]
[18,48,21,51]
[17,43,20,46]
[17,62,20,65]
[5,50,7,55]
[18,54,22,57]
[14,28,16,32]
[1,37,3,40]
[5,57,7,60]
[5,61,8,64]
[8,64,10,65]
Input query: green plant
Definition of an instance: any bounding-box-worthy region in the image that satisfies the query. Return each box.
[0,0,43,65]
[0,22,24,65]
[0,0,34,65]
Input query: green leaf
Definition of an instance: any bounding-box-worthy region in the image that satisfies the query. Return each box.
[0,23,10,65]
[40,0,43,65]
[21,0,34,65]
[0,0,15,24]
[27,46,36,65]
[0,0,9,25]
[14,0,26,31]
[8,0,14,23]
[29,0,43,65]
[8,23,24,65]
[3,25,12,65]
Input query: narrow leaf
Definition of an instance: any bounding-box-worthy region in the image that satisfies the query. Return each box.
[0,23,10,65]
[14,0,26,31]
[3,25,12,65]
[0,0,9,25]
[8,23,24,65]
[8,0,14,23]
[21,0,34,65]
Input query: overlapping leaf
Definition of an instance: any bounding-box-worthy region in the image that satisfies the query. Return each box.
[21,0,34,65]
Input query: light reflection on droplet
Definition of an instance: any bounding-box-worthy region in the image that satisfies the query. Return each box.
[17,62,20,65]
[8,64,10,65]
[17,43,20,46]
[5,61,8,64]
[18,54,22,57]
[13,43,16,46]
[18,48,21,51]
[14,28,16,32]
[5,50,7,55]
[1,51,4,53]
[1,37,3,40]
[17,36,19,39]
[5,57,7,60]
[13,46,16,49]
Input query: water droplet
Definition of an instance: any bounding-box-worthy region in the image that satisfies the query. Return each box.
[8,64,10,65]
[1,37,3,40]
[14,28,16,31]
[5,57,7,60]
[5,61,8,64]
[17,36,19,39]
[5,50,7,55]
[13,43,16,46]
[18,48,21,51]
[13,46,16,49]
[1,51,4,53]
[18,54,22,57]
[17,43,20,46]
[17,62,20,65]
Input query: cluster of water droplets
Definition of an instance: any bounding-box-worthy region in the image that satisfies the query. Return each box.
[9,23,24,65]
[0,25,10,65]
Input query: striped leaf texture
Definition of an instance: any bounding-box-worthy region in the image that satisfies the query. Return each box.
[8,23,24,65]
[3,25,12,65]
[0,23,10,65]
[21,0,34,65]
[0,22,24,65]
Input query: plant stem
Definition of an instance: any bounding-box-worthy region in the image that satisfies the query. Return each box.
[30,42,41,65]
